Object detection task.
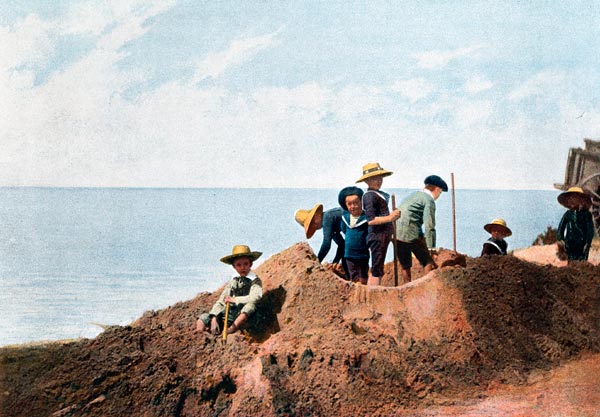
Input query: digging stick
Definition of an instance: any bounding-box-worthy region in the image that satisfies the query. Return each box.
[451,173,457,253]
[222,287,233,342]
[392,194,399,287]
[222,302,230,342]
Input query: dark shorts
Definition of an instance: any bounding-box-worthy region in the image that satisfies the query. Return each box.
[368,234,391,277]
[345,258,369,284]
[199,309,239,329]
[396,237,434,269]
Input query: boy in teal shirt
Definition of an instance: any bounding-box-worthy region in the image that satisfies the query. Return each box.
[395,175,447,284]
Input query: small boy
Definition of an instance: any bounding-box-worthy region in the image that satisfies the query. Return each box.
[195,245,263,335]
[356,163,401,286]
[481,218,512,256]
[338,186,369,284]
[395,175,448,284]
[557,187,595,262]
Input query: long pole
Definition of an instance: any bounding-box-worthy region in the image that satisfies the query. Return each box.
[451,173,457,253]
[222,302,230,342]
[391,194,399,287]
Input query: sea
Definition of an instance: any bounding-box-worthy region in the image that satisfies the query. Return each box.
[0,187,565,346]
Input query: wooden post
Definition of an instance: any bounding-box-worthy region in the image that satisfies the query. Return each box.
[451,173,457,253]
[392,194,399,287]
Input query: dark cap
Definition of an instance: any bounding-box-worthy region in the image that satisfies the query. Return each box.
[424,175,448,192]
[338,186,364,210]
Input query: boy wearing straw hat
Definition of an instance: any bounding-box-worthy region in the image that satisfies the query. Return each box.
[356,163,401,286]
[395,175,448,283]
[195,245,263,335]
[481,218,512,256]
[294,204,348,276]
[557,187,595,261]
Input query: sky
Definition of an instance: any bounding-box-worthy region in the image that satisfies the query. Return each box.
[1,1,600,189]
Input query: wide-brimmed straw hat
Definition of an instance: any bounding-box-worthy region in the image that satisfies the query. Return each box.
[356,162,393,183]
[220,245,262,265]
[484,218,512,237]
[294,204,323,239]
[557,186,592,208]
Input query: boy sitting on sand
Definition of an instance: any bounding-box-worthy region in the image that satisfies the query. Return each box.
[481,218,512,256]
[195,245,263,335]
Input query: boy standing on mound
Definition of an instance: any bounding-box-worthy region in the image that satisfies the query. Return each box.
[195,245,263,335]
[557,187,595,262]
[395,175,448,284]
[481,218,512,256]
[339,186,369,284]
[357,163,401,286]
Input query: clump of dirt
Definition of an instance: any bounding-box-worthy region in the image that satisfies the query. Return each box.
[532,226,558,245]
[1,243,599,417]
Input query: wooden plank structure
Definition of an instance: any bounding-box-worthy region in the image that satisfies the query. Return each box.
[554,138,600,235]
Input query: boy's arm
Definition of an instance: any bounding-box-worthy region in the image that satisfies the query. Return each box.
[208,282,230,316]
[557,212,568,241]
[364,193,400,225]
[423,199,436,248]
[317,214,334,262]
[332,232,345,264]
[585,211,595,244]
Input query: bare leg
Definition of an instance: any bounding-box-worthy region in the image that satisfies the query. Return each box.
[423,262,437,275]
[227,313,249,334]
[401,268,411,284]
[367,276,380,286]
[195,319,208,332]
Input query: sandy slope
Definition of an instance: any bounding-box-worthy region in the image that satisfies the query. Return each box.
[1,243,599,417]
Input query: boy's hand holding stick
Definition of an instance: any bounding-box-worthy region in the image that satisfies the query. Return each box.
[222,290,234,342]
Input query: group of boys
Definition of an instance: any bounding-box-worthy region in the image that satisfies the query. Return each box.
[195,165,596,338]
[295,162,449,286]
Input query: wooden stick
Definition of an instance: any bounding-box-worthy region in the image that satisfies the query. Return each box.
[222,302,230,342]
[451,173,457,253]
[392,194,399,287]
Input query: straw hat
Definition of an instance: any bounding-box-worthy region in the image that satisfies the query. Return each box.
[220,245,262,265]
[557,187,592,208]
[484,218,512,237]
[356,162,393,183]
[294,203,323,239]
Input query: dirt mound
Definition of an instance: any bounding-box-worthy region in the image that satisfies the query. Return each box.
[1,243,600,417]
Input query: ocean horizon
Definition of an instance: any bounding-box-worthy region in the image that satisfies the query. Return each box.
[0,187,565,346]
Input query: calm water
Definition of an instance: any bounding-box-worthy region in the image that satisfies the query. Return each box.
[0,187,564,346]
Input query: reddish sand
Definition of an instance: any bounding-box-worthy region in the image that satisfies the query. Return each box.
[1,243,599,417]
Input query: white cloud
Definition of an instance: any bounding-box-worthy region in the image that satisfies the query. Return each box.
[508,70,567,101]
[0,14,54,70]
[412,45,483,70]
[453,100,493,128]
[391,78,433,102]
[463,76,493,95]
[191,28,283,84]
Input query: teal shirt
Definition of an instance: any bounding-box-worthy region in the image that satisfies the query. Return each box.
[395,190,436,248]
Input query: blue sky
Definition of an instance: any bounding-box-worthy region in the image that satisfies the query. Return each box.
[1,1,600,189]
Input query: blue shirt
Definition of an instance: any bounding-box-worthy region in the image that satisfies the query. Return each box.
[340,211,369,260]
